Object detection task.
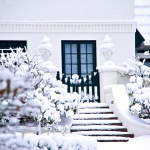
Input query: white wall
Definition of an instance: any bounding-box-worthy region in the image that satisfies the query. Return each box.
[0,0,136,73]
[0,21,136,72]
[0,0,134,20]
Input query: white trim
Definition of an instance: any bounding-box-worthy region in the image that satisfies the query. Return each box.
[0,20,136,33]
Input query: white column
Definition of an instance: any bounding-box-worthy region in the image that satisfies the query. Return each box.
[98,64,119,102]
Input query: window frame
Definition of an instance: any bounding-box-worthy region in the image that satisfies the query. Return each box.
[61,40,97,77]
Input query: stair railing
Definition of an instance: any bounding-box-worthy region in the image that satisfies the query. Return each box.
[56,70,100,103]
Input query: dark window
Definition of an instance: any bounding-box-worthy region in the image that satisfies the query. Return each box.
[140,58,150,67]
[0,40,27,53]
[62,41,96,77]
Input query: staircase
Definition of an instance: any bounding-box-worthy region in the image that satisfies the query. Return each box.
[71,103,134,142]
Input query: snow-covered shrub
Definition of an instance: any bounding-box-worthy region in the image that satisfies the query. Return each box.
[0,67,34,126]
[0,68,37,149]
[0,133,97,150]
[0,39,89,150]
[0,45,80,131]
[122,55,150,119]
[12,133,97,150]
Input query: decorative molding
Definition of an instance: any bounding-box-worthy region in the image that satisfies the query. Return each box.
[0,20,136,33]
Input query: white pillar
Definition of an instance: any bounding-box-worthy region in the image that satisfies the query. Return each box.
[98,63,119,102]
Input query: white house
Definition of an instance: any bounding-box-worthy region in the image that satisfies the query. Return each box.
[1,0,150,141]
[0,0,136,75]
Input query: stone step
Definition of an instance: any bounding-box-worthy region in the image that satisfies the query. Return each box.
[77,108,113,114]
[79,103,109,109]
[73,114,117,120]
[94,136,130,142]
[71,103,134,142]
[71,125,127,132]
[72,131,134,138]
[72,119,122,126]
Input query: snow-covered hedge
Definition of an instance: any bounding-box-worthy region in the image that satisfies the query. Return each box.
[0,132,97,150]
[122,56,150,119]
[0,38,98,150]
[0,67,34,131]
[0,45,80,130]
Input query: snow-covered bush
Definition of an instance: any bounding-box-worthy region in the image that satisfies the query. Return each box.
[0,67,37,149]
[0,133,97,150]
[0,38,95,150]
[0,67,34,126]
[0,43,80,131]
[122,55,150,119]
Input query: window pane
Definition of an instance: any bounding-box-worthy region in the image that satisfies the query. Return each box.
[62,41,96,77]
[82,74,86,78]
[71,44,77,53]
[87,54,93,63]
[81,54,86,63]
[81,64,87,74]
[87,44,92,53]
[72,54,77,63]
[72,65,78,74]
[65,44,70,53]
[66,65,71,74]
[80,44,86,53]
[65,54,71,63]
[88,64,93,73]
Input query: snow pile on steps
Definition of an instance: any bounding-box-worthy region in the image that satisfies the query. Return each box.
[71,103,134,142]
[0,132,97,150]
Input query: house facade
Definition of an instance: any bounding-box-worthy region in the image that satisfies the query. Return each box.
[0,0,136,76]
[1,0,150,139]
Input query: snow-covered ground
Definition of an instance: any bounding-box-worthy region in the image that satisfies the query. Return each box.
[97,135,150,150]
